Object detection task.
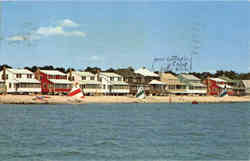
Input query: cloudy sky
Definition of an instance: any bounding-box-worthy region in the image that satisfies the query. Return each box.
[0,1,249,72]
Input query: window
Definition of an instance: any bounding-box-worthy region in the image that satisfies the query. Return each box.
[112,85,128,89]
[85,84,100,89]
[69,76,74,81]
[82,76,86,80]
[27,74,32,78]
[118,77,121,81]
[48,84,53,89]
[9,83,12,88]
[55,84,70,89]
[110,77,114,81]
[0,83,4,88]
[16,74,22,78]
[169,85,175,90]
[90,76,95,80]
[49,75,56,79]
[19,83,40,88]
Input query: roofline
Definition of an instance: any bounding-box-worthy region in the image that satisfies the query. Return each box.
[6,68,33,74]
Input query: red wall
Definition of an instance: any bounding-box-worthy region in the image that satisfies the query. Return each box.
[39,72,71,94]
[205,79,224,96]
[205,79,234,96]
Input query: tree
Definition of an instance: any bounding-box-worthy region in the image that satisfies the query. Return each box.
[127,66,134,72]
[105,68,115,72]
[55,67,66,73]
[66,68,75,73]
[0,64,12,71]
[84,66,102,74]
[40,65,54,70]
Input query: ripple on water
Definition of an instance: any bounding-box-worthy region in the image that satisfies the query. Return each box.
[91,140,122,148]
[0,103,249,161]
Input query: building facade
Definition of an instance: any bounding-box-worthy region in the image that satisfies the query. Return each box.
[35,69,72,94]
[99,72,129,95]
[148,79,167,96]
[0,68,41,94]
[135,67,160,84]
[204,77,228,96]
[219,76,245,96]
[160,73,186,95]
[135,67,166,95]
[178,74,207,95]
[0,79,6,94]
[242,80,250,96]
[115,68,146,95]
[69,71,102,95]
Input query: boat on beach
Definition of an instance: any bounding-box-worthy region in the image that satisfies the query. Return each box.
[68,83,85,100]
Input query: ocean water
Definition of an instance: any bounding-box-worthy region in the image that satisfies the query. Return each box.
[0,103,249,161]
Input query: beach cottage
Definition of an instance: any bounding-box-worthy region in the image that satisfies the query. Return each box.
[68,71,102,95]
[219,76,245,96]
[135,67,166,95]
[98,72,129,95]
[148,79,167,96]
[135,67,160,83]
[0,68,41,94]
[160,73,186,95]
[115,68,147,95]
[178,74,207,95]
[35,69,72,94]
[242,80,250,96]
[204,77,229,96]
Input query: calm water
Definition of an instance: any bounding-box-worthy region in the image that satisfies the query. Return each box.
[0,103,249,161]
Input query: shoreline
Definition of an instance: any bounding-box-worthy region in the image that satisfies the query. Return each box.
[0,95,250,104]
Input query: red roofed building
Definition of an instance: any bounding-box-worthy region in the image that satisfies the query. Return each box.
[35,69,72,94]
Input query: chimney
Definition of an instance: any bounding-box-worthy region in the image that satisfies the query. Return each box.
[69,68,73,81]
[96,69,101,81]
[2,66,6,81]
[35,68,41,80]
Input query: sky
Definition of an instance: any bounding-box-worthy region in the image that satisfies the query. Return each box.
[0,1,249,73]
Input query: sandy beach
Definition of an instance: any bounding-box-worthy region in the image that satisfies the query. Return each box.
[0,94,250,104]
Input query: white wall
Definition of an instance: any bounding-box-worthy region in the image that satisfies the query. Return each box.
[99,74,129,94]
[0,70,41,93]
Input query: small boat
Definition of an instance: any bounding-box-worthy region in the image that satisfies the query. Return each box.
[136,86,146,99]
[68,83,84,99]
[219,89,228,97]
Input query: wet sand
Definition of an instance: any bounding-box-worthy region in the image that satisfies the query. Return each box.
[0,94,250,104]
